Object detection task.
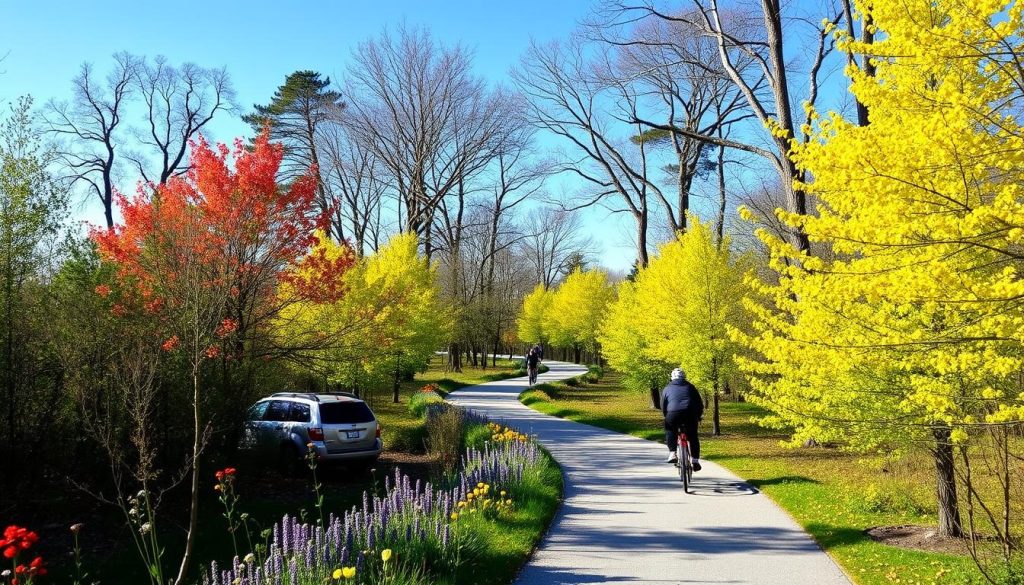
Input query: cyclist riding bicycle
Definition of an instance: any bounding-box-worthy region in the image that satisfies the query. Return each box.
[662,368,704,471]
[526,348,541,385]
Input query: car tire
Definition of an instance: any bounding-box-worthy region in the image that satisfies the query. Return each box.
[348,457,378,475]
[278,444,304,478]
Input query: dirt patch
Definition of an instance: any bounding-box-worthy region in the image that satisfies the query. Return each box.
[866,525,969,555]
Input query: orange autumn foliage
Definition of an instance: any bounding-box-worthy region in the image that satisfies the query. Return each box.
[92,130,355,349]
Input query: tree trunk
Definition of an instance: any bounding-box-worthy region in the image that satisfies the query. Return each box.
[649,383,661,410]
[762,0,811,254]
[174,368,202,585]
[637,206,650,267]
[933,426,963,538]
[715,140,727,246]
[711,358,722,435]
[712,389,721,436]
[392,354,402,403]
[447,342,462,373]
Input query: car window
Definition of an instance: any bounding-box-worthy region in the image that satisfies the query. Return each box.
[289,402,311,423]
[264,400,291,422]
[247,401,269,421]
[319,401,375,424]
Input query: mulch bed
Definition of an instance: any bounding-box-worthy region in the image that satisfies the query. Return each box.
[866,525,970,555]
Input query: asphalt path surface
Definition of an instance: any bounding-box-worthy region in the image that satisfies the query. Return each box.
[447,360,852,585]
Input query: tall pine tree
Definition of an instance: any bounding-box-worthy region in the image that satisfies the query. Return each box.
[244,71,343,236]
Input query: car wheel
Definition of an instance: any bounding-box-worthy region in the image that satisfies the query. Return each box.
[348,457,378,475]
[277,444,304,478]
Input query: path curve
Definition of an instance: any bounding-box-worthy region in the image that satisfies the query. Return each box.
[448,360,852,585]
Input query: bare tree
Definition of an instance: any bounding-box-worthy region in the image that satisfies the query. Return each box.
[320,123,386,254]
[520,206,594,289]
[46,54,235,227]
[594,12,751,232]
[45,53,140,228]
[609,1,844,253]
[345,26,517,252]
[129,57,236,184]
[514,38,663,266]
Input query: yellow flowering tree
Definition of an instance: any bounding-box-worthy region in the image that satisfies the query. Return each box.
[517,283,552,346]
[279,233,449,400]
[739,0,1024,540]
[598,279,673,409]
[545,268,614,363]
[609,217,751,432]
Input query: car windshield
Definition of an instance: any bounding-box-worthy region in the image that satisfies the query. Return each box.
[319,401,374,424]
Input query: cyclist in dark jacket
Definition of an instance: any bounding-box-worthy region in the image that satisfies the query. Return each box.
[662,368,704,470]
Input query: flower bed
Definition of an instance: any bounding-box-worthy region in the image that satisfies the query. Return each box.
[203,412,556,585]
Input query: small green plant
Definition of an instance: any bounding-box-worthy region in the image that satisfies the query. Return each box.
[409,386,445,418]
[305,443,326,528]
[214,467,241,559]
[850,483,925,516]
[69,523,86,585]
[121,488,165,585]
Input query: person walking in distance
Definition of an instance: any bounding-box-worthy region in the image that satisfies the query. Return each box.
[662,368,704,471]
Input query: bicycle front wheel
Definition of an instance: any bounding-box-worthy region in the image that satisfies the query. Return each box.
[678,442,691,493]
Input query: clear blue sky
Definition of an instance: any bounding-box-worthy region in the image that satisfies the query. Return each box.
[0,1,840,273]
[2,0,646,269]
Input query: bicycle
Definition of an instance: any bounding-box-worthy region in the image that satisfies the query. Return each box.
[676,430,693,493]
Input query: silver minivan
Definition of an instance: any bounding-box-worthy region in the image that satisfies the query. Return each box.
[240,392,382,474]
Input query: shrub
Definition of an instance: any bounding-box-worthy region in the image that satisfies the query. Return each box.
[850,484,926,516]
[408,387,445,418]
[426,405,466,473]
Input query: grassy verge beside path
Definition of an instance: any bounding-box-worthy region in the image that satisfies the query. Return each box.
[365,354,524,453]
[520,370,981,585]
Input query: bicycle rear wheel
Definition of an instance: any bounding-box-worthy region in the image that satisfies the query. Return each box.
[678,438,691,493]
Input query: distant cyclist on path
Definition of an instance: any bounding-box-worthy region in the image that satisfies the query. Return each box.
[526,347,541,385]
[662,368,704,471]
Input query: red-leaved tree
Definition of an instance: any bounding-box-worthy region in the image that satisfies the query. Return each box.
[92,130,354,584]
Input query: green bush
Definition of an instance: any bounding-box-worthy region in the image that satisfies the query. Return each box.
[584,365,604,383]
[849,484,926,516]
[463,423,493,451]
[408,389,445,418]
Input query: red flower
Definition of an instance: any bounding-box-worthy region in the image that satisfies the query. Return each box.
[205,345,221,359]
[95,284,112,297]
[29,556,46,575]
[215,467,236,484]
[161,335,180,352]
[215,318,239,338]
[1,525,37,558]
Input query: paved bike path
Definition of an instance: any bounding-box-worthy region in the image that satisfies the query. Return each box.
[447,360,852,585]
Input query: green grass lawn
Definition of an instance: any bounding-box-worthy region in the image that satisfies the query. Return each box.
[361,354,523,453]
[449,447,563,585]
[520,370,984,585]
